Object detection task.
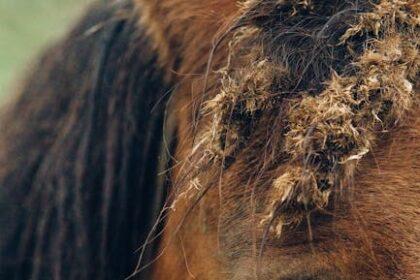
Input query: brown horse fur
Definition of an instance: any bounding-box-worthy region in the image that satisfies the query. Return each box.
[139,0,419,279]
[0,0,419,279]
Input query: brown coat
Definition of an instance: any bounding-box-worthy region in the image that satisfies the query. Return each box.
[0,0,418,279]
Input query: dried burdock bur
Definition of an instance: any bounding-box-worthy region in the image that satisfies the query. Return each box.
[204,54,284,159]
[265,0,419,234]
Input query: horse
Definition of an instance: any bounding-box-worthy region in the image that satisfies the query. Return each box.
[0,0,418,279]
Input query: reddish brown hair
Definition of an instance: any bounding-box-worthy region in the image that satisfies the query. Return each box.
[0,0,418,279]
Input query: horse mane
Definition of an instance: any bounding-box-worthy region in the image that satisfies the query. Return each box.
[0,1,172,279]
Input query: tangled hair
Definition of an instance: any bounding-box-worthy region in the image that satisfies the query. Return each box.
[183,0,419,235]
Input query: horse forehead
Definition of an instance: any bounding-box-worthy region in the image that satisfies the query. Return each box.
[170,0,418,274]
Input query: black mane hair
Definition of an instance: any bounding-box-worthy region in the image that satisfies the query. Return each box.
[0,1,172,279]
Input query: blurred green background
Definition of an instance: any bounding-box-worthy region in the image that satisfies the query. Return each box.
[0,0,93,99]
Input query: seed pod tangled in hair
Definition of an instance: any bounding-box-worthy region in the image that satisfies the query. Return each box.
[265,0,419,233]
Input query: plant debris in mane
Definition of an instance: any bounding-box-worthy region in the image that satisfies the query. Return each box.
[194,0,419,235]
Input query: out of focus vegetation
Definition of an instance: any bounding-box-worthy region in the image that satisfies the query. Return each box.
[0,0,92,98]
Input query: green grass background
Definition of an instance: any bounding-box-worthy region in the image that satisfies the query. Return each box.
[0,0,93,99]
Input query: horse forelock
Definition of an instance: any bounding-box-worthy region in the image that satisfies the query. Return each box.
[158,0,418,229]
[142,0,419,278]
